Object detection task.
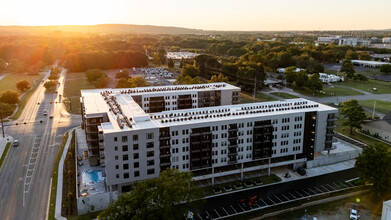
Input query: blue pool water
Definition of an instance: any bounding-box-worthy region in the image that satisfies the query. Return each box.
[82,169,103,185]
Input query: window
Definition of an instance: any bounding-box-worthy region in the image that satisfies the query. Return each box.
[114,137,118,142]
[115,156,118,160]
[147,151,154,157]
[147,142,154,148]
[116,174,119,178]
[147,160,154,166]
[133,135,138,141]
[114,146,118,151]
[122,136,128,142]
[133,144,139,150]
[115,165,119,169]
[147,168,155,175]
[134,162,139,168]
[134,171,140,177]
[133,153,139,159]
[122,145,128,152]
[123,155,128,161]
[147,133,154,140]
[123,164,129,170]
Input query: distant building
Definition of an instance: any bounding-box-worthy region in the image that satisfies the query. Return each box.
[383,37,391,44]
[318,73,344,83]
[317,36,341,44]
[351,60,390,68]
[338,38,371,47]
[361,111,391,143]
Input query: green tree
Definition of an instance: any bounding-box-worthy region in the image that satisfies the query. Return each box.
[129,76,149,87]
[182,65,200,78]
[16,80,31,92]
[285,66,297,86]
[358,51,371,60]
[98,168,203,220]
[380,64,391,75]
[340,60,355,79]
[294,71,308,88]
[94,76,109,88]
[344,50,358,60]
[85,69,107,83]
[0,102,14,117]
[305,73,323,95]
[115,78,130,88]
[43,80,58,92]
[208,74,229,83]
[115,69,130,79]
[174,75,201,85]
[0,59,7,71]
[0,90,20,104]
[167,59,174,68]
[340,99,366,135]
[355,143,391,193]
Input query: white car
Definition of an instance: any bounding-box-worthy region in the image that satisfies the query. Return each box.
[43,110,48,116]
[12,140,19,147]
[350,204,360,220]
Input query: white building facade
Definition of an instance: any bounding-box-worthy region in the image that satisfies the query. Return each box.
[81,83,337,193]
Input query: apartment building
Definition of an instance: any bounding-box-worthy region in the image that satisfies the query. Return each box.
[80,84,337,193]
[80,83,240,166]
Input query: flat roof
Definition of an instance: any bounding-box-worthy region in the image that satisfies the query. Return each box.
[351,60,390,65]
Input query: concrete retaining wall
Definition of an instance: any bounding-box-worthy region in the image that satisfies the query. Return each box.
[307,150,360,169]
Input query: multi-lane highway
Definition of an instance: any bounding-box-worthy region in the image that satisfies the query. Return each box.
[0,67,80,220]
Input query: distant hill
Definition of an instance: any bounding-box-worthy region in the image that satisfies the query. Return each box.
[0,24,206,35]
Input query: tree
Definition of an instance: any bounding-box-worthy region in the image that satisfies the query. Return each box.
[98,168,203,220]
[305,73,323,95]
[355,143,391,193]
[344,50,358,60]
[294,71,308,88]
[174,75,201,85]
[0,102,14,137]
[358,51,371,60]
[94,76,109,88]
[167,59,174,68]
[85,69,107,83]
[115,78,130,88]
[340,99,366,135]
[208,74,229,83]
[182,65,200,78]
[0,59,7,71]
[285,66,297,86]
[0,90,20,104]
[129,76,149,87]
[16,80,31,92]
[43,80,58,92]
[115,69,130,79]
[380,64,391,75]
[340,60,355,79]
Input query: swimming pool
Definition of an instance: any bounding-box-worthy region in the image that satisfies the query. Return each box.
[82,169,104,185]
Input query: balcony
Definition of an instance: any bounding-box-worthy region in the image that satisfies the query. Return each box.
[228,152,237,156]
[159,154,170,158]
[159,136,170,140]
[160,162,170,167]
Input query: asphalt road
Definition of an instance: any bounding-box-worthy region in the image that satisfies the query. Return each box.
[0,68,81,220]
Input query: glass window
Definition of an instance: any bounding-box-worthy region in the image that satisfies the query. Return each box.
[133,135,138,141]
[122,145,128,152]
[122,136,128,142]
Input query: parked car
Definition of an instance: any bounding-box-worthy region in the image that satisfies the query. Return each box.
[297,166,306,176]
[350,203,360,220]
[49,115,53,119]
[12,140,19,147]
[43,110,48,116]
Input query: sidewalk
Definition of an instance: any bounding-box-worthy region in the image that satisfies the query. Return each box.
[0,134,14,160]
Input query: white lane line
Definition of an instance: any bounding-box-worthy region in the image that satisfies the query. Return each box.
[230,205,237,214]
[214,209,221,217]
[221,206,229,215]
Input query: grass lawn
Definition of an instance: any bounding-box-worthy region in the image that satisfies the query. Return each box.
[64,72,94,114]
[48,132,69,220]
[335,79,391,94]
[1,73,46,120]
[0,72,44,93]
[270,92,299,99]
[334,118,391,147]
[292,85,363,97]
[240,92,278,104]
[67,212,100,220]
[358,100,391,114]
[0,142,11,169]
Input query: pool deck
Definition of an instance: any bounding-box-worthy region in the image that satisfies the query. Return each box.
[76,128,106,198]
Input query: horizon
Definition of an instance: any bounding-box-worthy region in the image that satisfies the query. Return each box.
[0,0,390,31]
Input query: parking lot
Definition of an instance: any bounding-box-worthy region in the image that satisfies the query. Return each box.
[195,177,360,219]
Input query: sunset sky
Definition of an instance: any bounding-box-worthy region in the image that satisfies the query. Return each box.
[0,0,390,31]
